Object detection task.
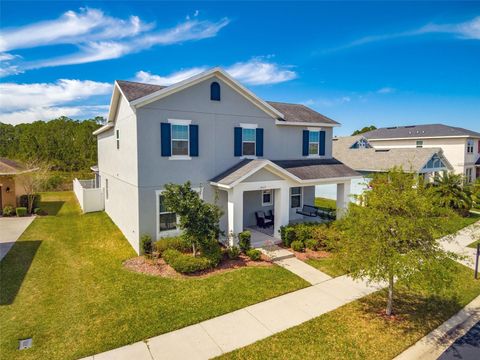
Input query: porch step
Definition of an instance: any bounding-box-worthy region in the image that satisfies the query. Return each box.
[258,245,295,261]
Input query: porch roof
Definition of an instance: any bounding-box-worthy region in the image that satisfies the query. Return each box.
[210,158,360,188]
[0,158,35,176]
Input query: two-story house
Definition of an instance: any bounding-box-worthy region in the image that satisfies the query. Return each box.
[90,68,359,253]
[362,124,480,183]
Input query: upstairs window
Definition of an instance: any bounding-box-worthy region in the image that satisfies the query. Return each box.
[309,131,320,155]
[210,82,221,101]
[171,124,189,156]
[242,128,256,156]
[467,139,474,153]
[116,130,120,149]
[416,140,423,148]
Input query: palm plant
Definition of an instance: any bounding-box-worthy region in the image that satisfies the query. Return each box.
[430,172,472,212]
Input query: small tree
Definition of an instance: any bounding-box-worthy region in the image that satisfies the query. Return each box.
[162,182,222,256]
[336,168,458,316]
[17,160,49,214]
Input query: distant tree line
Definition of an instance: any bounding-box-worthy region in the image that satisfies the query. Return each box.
[351,125,377,136]
[0,116,104,171]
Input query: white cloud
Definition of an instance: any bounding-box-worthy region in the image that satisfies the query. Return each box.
[0,8,229,75]
[0,79,112,112]
[0,79,112,125]
[330,15,480,52]
[377,87,395,94]
[0,8,150,52]
[134,59,297,86]
[0,105,109,125]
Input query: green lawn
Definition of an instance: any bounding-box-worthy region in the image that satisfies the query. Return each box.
[218,262,480,360]
[0,192,308,360]
[315,197,336,209]
[468,239,480,249]
[304,257,346,277]
[433,211,480,238]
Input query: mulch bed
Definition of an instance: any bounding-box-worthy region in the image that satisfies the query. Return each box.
[278,244,332,261]
[123,253,272,279]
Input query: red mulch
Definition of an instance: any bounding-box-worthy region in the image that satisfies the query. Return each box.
[278,244,332,261]
[123,253,272,279]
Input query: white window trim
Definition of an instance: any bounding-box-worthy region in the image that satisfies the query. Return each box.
[290,187,303,209]
[241,124,257,159]
[155,187,203,240]
[168,119,191,159]
[261,189,273,206]
[467,140,474,154]
[416,140,423,148]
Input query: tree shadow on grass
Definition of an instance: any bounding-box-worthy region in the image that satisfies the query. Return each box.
[39,201,64,216]
[357,289,463,338]
[0,240,41,305]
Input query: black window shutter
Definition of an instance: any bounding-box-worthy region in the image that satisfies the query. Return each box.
[302,130,309,156]
[160,123,171,156]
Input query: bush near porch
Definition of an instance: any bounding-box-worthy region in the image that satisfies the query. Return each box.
[280,222,342,250]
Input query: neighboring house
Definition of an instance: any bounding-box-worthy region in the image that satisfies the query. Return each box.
[0,158,34,213]
[86,68,359,253]
[362,124,480,183]
[316,135,453,199]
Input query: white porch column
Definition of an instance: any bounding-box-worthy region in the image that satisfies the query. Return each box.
[227,188,243,246]
[336,181,351,219]
[274,185,290,239]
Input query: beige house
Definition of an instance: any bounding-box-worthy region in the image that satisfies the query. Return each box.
[0,158,34,213]
[362,124,480,183]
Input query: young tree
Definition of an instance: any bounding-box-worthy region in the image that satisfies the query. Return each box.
[162,182,223,256]
[336,168,458,316]
[17,160,50,213]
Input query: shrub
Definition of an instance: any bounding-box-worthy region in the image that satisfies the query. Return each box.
[226,246,241,260]
[238,231,251,253]
[43,174,64,191]
[305,239,319,251]
[15,207,28,217]
[291,240,305,252]
[155,236,191,255]
[294,223,315,242]
[2,205,14,216]
[140,234,153,257]
[19,194,40,213]
[162,249,211,274]
[283,227,297,247]
[246,249,262,261]
[201,240,223,267]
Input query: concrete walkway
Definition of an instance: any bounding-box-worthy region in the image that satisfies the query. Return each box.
[82,275,384,360]
[439,221,480,270]
[0,216,35,261]
[394,295,480,360]
[259,244,332,285]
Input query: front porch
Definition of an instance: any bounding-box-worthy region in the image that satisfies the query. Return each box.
[210,159,359,246]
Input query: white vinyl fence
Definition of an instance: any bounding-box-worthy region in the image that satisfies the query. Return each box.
[73,178,104,213]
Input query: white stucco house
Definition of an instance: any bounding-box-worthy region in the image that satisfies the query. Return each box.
[76,68,359,253]
[362,124,480,183]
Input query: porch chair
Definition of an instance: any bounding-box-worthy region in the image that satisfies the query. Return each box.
[255,211,273,229]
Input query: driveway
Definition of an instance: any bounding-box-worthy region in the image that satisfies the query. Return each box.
[0,216,35,261]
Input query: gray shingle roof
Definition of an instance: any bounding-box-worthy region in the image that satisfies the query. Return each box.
[332,137,452,172]
[116,80,166,102]
[266,101,339,125]
[0,158,31,175]
[115,80,338,125]
[211,158,359,186]
[364,124,480,139]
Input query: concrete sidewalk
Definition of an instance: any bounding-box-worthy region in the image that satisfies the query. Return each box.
[82,275,384,360]
[0,216,35,261]
[439,221,480,270]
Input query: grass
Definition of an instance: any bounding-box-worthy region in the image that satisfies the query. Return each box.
[433,211,480,238]
[315,197,336,209]
[0,192,308,360]
[468,239,479,249]
[218,262,480,360]
[304,257,346,277]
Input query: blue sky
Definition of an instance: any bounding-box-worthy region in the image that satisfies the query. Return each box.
[0,1,479,135]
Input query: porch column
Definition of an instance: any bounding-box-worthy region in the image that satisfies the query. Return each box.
[227,188,243,246]
[336,181,351,219]
[274,185,290,239]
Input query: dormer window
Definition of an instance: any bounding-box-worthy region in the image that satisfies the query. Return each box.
[210,82,220,101]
